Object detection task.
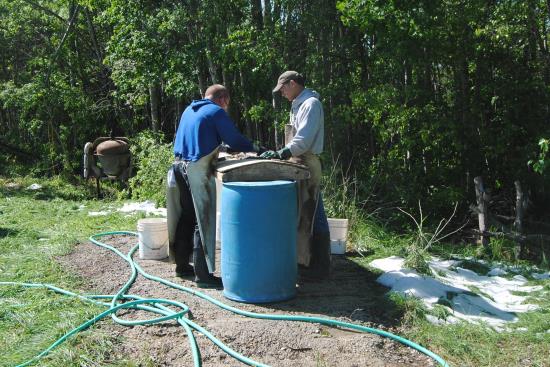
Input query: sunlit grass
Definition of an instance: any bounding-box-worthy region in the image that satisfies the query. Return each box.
[0,176,146,367]
[349,217,550,367]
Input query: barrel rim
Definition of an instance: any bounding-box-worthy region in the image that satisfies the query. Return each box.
[222,180,295,188]
[327,218,349,225]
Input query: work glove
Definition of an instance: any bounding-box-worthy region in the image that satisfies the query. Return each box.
[277,147,292,160]
[260,147,292,160]
[260,150,277,159]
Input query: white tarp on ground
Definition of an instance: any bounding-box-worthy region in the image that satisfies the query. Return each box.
[88,210,111,216]
[26,183,42,190]
[117,201,166,217]
[370,256,546,330]
[87,201,166,217]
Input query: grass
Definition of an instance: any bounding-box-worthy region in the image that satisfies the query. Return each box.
[406,321,550,367]
[0,176,152,367]
[346,209,550,367]
[364,270,550,366]
[457,259,491,275]
[2,174,550,367]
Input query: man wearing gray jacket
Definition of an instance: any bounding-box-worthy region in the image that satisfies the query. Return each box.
[261,71,331,279]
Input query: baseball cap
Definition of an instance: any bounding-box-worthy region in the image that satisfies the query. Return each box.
[273,71,304,92]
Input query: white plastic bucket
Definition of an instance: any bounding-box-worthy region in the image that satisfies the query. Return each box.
[137,218,169,260]
[327,218,349,255]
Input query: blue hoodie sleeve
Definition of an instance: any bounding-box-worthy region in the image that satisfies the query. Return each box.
[213,109,255,152]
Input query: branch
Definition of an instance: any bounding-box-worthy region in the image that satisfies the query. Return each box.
[469,229,550,243]
[434,219,469,243]
[84,7,103,65]
[46,3,80,84]
[20,0,67,22]
[0,140,34,159]
[432,202,466,243]
[398,206,421,231]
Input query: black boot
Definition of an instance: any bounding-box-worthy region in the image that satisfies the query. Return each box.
[175,263,194,277]
[174,234,194,277]
[172,178,195,278]
[192,228,223,289]
[302,232,331,280]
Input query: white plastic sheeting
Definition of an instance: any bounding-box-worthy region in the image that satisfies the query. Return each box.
[370,256,546,330]
[117,201,166,216]
[87,201,166,217]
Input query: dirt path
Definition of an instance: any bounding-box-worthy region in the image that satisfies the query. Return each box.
[59,235,436,367]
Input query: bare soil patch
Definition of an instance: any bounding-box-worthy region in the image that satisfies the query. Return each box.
[59,235,435,367]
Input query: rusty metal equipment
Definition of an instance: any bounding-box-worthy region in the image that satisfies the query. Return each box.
[83,136,133,196]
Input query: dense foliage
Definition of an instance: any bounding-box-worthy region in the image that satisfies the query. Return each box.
[1,0,549,222]
[127,130,172,207]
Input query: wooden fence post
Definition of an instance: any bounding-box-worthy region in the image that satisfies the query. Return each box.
[514,180,524,234]
[474,176,489,247]
[514,180,526,258]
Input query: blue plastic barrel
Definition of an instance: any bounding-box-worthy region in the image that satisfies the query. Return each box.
[221,180,297,303]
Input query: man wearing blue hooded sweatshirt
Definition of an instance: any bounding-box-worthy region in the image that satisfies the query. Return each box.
[261,71,331,280]
[167,84,257,287]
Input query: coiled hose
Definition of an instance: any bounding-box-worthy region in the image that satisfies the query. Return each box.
[1,231,450,367]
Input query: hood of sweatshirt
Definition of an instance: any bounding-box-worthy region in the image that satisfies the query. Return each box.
[291,88,320,111]
[191,99,216,111]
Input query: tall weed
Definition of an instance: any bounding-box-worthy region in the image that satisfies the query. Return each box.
[321,157,366,252]
[321,157,409,256]
[399,202,464,274]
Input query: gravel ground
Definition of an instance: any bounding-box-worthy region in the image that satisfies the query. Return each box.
[58,235,436,367]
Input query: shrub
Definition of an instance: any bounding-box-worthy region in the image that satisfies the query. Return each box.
[127,130,173,207]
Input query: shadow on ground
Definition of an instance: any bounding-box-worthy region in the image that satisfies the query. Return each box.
[252,253,405,328]
[63,234,406,331]
[0,227,19,238]
[0,178,100,202]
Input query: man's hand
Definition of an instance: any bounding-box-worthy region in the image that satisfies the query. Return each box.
[277,147,292,160]
[259,147,292,160]
[260,150,277,159]
[252,141,268,155]
[277,147,292,161]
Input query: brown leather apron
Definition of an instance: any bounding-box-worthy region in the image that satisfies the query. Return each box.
[286,124,321,266]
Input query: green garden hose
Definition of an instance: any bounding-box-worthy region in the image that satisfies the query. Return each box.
[1,230,450,367]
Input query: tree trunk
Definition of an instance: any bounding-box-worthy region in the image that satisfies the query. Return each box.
[250,0,263,30]
[149,83,161,132]
[239,68,252,138]
[206,36,220,84]
[83,8,103,65]
[197,58,208,97]
[273,0,281,22]
[207,55,218,84]
[526,0,541,60]
[474,176,489,247]
[184,0,207,96]
[263,0,272,29]
[174,98,185,136]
